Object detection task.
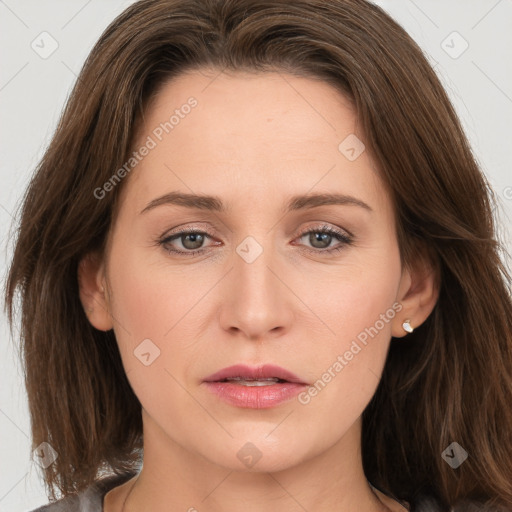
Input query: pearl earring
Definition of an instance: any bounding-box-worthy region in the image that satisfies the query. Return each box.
[402,319,414,333]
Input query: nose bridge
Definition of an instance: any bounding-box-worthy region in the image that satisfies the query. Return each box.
[236,234,275,297]
[235,232,280,307]
[219,232,292,338]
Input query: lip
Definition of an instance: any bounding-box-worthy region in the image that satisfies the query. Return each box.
[203,364,307,384]
[202,364,308,409]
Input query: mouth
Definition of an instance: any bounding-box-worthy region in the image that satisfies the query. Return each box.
[216,377,288,386]
[203,363,307,385]
[202,364,308,409]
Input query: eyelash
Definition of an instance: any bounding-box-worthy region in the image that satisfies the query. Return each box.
[158,224,353,257]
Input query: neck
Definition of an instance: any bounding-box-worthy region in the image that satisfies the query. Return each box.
[112,411,394,512]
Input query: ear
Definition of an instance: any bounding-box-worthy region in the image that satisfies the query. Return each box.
[392,247,440,338]
[78,251,113,331]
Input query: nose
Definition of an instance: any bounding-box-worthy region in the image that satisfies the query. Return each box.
[218,238,295,341]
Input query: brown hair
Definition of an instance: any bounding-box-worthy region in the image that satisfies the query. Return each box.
[4,0,512,509]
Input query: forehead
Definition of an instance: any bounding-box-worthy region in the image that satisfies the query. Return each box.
[116,69,391,219]
[142,69,356,153]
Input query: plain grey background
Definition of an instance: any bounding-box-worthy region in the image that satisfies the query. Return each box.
[1,1,511,510]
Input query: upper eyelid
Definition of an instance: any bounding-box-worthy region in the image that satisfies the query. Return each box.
[160,224,352,251]
[161,225,217,241]
[161,223,350,240]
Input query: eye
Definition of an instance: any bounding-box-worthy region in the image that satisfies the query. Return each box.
[293,224,353,254]
[158,224,353,257]
[159,228,218,256]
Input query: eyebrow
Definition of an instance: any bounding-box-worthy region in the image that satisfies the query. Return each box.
[140,191,373,215]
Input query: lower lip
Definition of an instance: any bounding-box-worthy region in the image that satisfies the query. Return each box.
[203,381,307,409]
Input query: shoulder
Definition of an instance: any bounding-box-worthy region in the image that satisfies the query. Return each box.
[412,494,512,512]
[450,500,512,512]
[28,472,138,512]
[410,494,445,512]
[371,483,511,512]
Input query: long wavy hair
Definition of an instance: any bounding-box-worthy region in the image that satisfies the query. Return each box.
[4,0,512,509]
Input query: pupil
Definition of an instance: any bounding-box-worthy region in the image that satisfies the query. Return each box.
[183,233,203,250]
[311,232,330,248]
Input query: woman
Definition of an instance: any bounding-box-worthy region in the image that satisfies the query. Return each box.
[5,0,512,511]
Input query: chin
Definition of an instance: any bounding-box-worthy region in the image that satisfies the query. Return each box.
[197,432,312,474]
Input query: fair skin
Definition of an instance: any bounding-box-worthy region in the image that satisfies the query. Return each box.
[79,69,438,512]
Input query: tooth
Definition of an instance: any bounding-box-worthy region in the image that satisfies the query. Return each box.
[225,377,280,382]
[236,380,278,386]
[223,377,281,386]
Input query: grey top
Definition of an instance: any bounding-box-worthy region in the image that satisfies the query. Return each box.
[29,473,508,512]
[30,472,135,512]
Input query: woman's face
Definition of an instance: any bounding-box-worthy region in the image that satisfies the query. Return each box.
[86,69,423,473]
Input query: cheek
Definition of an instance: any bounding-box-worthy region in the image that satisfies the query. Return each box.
[105,250,201,419]
[295,247,401,407]
[296,290,398,444]
[106,242,223,403]
[107,244,203,339]
[300,248,401,350]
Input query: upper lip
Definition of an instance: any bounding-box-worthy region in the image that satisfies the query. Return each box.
[203,364,307,384]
